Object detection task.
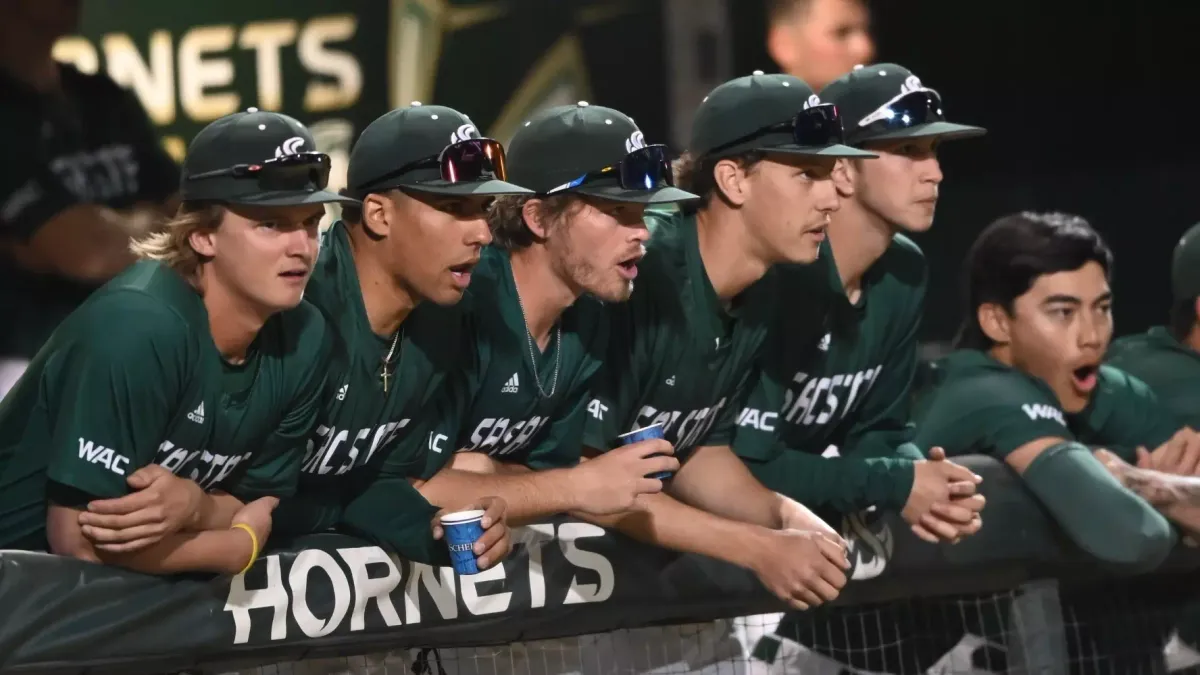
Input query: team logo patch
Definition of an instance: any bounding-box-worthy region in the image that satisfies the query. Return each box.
[803,93,821,110]
[625,130,646,154]
[274,136,306,158]
[900,74,924,96]
[451,123,479,143]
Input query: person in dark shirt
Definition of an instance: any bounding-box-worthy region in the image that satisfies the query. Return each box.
[0,0,179,390]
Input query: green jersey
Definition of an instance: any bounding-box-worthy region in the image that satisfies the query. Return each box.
[0,66,179,359]
[732,236,927,513]
[454,246,607,469]
[0,261,329,550]
[1107,327,1200,428]
[274,222,484,556]
[913,350,1180,461]
[582,211,773,456]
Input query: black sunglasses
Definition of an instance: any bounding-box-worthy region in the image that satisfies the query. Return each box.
[546,144,674,195]
[854,90,946,140]
[708,104,845,156]
[361,138,508,192]
[188,151,332,191]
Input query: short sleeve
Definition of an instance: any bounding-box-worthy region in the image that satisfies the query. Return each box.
[1076,366,1181,460]
[913,368,1074,458]
[731,370,787,462]
[582,303,639,451]
[43,294,190,499]
[231,310,333,500]
[0,121,83,240]
[108,85,179,204]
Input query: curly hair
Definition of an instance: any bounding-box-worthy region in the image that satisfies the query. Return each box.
[487,194,584,250]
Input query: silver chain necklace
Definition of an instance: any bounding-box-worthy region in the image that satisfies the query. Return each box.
[514,291,561,399]
[379,328,402,394]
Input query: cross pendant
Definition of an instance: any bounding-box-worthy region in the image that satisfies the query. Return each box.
[380,366,391,394]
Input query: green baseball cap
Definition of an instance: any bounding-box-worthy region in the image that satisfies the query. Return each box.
[821,64,986,145]
[346,103,532,198]
[505,102,699,205]
[180,109,357,207]
[1172,222,1200,301]
[689,71,876,160]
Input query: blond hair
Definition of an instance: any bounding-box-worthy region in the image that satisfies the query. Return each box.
[487,194,582,251]
[129,202,224,276]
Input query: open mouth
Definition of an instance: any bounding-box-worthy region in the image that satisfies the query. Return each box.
[616,253,643,280]
[1071,364,1099,392]
[279,269,308,282]
[449,261,477,286]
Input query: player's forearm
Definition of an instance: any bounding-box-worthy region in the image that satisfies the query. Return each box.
[96,528,255,575]
[419,467,579,525]
[190,490,245,531]
[747,448,915,513]
[575,492,770,570]
[669,445,787,529]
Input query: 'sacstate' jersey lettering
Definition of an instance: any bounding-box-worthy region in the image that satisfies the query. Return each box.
[300,420,410,476]
[780,366,882,428]
[153,440,247,489]
[464,415,551,457]
[632,398,728,450]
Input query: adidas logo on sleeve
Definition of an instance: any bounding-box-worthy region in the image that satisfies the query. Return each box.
[501,373,520,394]
[187,401,206,424]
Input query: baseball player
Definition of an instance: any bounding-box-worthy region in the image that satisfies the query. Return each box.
[0,110,349,576]
[416,103,695,522]
[733,64,988,544]
[273,104,525,567]
[582,72,877,610]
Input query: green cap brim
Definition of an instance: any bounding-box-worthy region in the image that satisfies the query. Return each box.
[231,189,361,207]
[401,178,534,197]
[574,184,701,205]
[855,121,987,144]
[765,143,878,158]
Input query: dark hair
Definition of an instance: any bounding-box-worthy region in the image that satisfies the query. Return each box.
[339,188,362,224]
[1170,297,1197,341]
[955,211,1114,349]
[487,194,582,251]
[766,0,813,23]
[672,150,765,211]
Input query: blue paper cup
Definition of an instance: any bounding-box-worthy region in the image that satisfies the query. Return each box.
[441,509,485,575]
[618,423,674,481]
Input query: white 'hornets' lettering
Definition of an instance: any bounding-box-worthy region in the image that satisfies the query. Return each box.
[302,421,410,476]
[1021,403,1066,426]
[633,398,728,451]
[466,416,550,456]
[77,438,131,476]
[736,407,777,432]
[152,440,246,489]
[782,366,883,428]
[222,522,615,645]
[587,399,608,421]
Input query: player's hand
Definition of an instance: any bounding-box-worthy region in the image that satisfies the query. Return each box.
[903,448,983,543]
[79,465,205,552]
[230,497,280,574]
[568,439,679,516]
[1141,428,1200,476]
[432,496,512,570]
[751,528,850,611]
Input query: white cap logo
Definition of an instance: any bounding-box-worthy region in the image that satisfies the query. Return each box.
[625,130,646,154]
[803,94,822,110]
[274,136,306,158]
[451,123,479,143]
[900,74,924,96]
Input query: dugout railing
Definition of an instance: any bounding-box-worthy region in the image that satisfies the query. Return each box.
[2,455,1200,675]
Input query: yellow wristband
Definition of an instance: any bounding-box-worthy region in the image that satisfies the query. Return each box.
[231,523,259,575]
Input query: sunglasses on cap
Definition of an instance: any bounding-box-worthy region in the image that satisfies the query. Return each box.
[708,104,845,156]
[546,144,674,195]
[360,138,508,192]
[855,89,946,139]
[188,151,332,191]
